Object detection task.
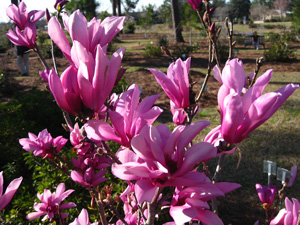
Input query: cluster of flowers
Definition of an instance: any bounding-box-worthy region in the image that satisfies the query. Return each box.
[3,0,299,224]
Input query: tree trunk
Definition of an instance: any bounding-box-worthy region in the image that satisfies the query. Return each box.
[11,0,18,5]
[112,0,117,16]
[171,0,184,43]
[117,0,122,16]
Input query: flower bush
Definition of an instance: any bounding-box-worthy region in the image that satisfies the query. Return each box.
[2,0,300,224]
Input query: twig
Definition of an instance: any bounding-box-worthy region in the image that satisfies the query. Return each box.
[225,17,234,60]
[145,187,162,225]
[90,188,108,225]
[34,45,50,69]
[101,141,122,164]
[249,57,264,88]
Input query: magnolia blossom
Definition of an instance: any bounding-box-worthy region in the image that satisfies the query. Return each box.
[186,0,203,10]
[112,121,217,204]
[169,183,241,225]
[270,197,300,225]
[255,184,278,208]
[71,167,108,188]
[286,165,297,187]
[70,123,94,155]
[149,57,190,109]
[19,129,68,158]
[214,58,299,144]
[6,1,45,30]
[48,10,125,64]
[48,44,125,115]
[0,171,23,211]
[27,183,76,221]
[54,0,69,10]
[149,57,191,124]
[85,84,162,147]
[69,208,98,225]
[48,66,82,115]
[6,1,44,48]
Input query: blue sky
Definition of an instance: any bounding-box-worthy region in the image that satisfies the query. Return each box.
[1,0,163,23]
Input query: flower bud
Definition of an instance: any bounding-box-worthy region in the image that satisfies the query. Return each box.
[46,8,51,23]
[186,0,202,10]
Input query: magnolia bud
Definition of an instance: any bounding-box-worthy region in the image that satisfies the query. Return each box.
[46,8,51,23]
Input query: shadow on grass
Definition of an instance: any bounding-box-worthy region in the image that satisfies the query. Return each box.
[209,127,300,224]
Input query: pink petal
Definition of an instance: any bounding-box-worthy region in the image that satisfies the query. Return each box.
[0,176,23,211]
[48,17,72,62]
[221,92,244,144]
[170,203,197,225]
[26,212,46,220]
[135,180,157,204]
[174,142,216,177]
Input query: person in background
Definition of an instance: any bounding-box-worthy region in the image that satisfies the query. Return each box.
[16,45,30,76]
[252,31,259,50]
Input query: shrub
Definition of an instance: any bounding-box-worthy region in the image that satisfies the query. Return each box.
[124,22,135,34]
[172,43,198,60]
[264,40,295,62]
[157,35,169,48]
[143,44,163,57]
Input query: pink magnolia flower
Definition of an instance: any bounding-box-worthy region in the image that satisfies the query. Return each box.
[26,183,76,221]
[85,84,162,147]
[6,23,37,49]
[170,101,187,125]
[6,1,45,30]
[270,197,300,225]
[48,66,82,115]
[76,45,126,113]
[70,123,94,155]
[6,1,44,49]
[19,129,68,158]
[215,58,299,144]
[186,0,203,10]
[48,10,125,64]
[54,0,69,10]
[112,121,217,204]
[169,183,241,225]
[71,167,108,188]
[0,171,23,211]
[255,184,278,208]
[286,165,297,187]
[69,208,98,225]
[149,57,191,110]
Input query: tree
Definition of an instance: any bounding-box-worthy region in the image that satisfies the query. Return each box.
[171,0,184,42]
[123,0,140,13]
[65,0,99,20]
[292,0,300,31]
[140,4,157,28]
[273,0,288,18]
[230,0,251,20]
[158,0,172,25]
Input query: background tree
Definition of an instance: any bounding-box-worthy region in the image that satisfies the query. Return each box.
[65,0,99,20]
[171,0,184,42]
[158,0,172,25]
[139,4,157,28]
[123,0,140,13]
[230,0,251,21]
[273,0,288,18]
[292,0,300,32]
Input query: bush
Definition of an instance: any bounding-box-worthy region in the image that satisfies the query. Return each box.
[124,22,135,34]
[143,44,162,58]
[264,40,295,62]
[171,43,198,60]
[38,44,63,58]
[157,35,169,48]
